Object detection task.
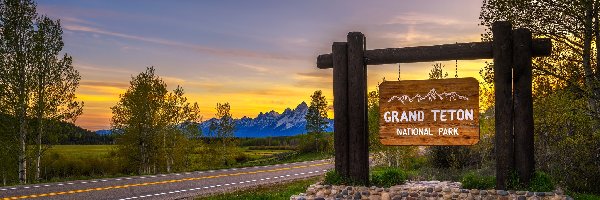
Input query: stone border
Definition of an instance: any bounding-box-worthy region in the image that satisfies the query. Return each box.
[290,181,573,200]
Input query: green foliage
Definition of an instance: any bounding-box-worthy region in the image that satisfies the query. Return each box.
[323,170,363,186]
[305,90,329,134]
[111,67,201,174]
[529,171,554,192]
[533,90,600,193]
[505,171,555,192]
[208,102,237,166]
[0,0,83,183]
[370,167,407,188]
[461,172,496,190]
[298,132,332,153]
[198,177,319,200]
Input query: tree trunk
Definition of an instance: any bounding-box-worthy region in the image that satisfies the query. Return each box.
[584,5,597,113]
[35,83,45,182]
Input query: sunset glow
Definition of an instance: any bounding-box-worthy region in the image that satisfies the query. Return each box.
[38,0,488,130]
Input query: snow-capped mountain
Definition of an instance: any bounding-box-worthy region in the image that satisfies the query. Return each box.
[199,102,334,138]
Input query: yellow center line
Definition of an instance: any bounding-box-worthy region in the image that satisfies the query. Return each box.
[1,162,331,200]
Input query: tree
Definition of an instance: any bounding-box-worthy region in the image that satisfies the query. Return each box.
[0,0,82,183]
[305,90,329,134]
[303,90,330,153]
[428,63,448,80]
[213,102,235,166]
[480,0,600,117]
[111,67,200,174]
[160,86,201,172]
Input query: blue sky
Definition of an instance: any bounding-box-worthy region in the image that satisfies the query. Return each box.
[36,0,488,130]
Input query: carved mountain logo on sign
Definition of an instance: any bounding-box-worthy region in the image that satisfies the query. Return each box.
[387,88,469,104]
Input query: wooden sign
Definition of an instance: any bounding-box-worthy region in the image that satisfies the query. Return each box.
[379,78,479,145]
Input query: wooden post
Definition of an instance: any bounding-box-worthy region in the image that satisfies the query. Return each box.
[332,42,349,177]
[513,28,535,185]
[347,32,369,185]
[493,21,514,190]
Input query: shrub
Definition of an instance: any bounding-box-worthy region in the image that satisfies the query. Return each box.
[371,167,407,188]
[323,170,364,186]
[461,171,495,190]
[529,171,554,192]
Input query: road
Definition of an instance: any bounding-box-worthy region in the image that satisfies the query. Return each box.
[0,159,332,200]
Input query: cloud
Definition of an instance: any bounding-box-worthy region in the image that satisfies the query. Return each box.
[296,71,332,79]
[80,80,129,88]
[385,12,465,26]
[63,24,300,60]
[232,62,270,73]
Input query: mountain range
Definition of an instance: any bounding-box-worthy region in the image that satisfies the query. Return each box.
[95,102,334,138]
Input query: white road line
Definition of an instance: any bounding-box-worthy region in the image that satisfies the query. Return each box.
[1,189,6,191]
[24,186,30,188]
[125,178,132,180]
[33,185,40,188]
[43,185,50,187]
[91,181,98,182]
[57,184,63,186]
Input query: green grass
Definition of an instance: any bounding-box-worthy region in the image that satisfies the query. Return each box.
[46,145,114,158]
[197,177,319,200]
[570,193,600,200]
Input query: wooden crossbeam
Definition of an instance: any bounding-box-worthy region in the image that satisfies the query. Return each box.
[316,39,551,68]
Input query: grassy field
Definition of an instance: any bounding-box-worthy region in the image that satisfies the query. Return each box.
[46,145,114,158]
[48,145,292,159]
[197,177,319,200]
[241,147,292,160]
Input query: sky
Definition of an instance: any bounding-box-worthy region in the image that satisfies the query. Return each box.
[37,0,489,131]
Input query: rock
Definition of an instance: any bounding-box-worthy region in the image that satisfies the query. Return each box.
[480,190,488,195]
[442,187,451,192]
[354,192,362,199]
[316,191,324,197]
[314,198,325,200]
[517,196,526,200]
[461,189,470,193]
[401,192,408,197]
[527,192,534,197]
[498,190,509,196]
[434,186,442,192]
[324,189,332,195]
[342,190,349,196]
[369,195,381,200]
[391,195,402,200]
[361,190,370,196]
[380,192,390,200]
[409,192,419,197]
[545,192,554,196]
[335,193,344,199]
[536,192,546,197]
[426,187,433,193]
[516,191,526,195]
[470,189,479,194]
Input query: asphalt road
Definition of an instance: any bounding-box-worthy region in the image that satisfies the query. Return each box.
[0,159,333,200]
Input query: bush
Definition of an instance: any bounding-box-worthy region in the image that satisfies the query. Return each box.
[323,170,364,186]
[461,171,495,190]
[529,171,554,192]
[371,167,407,187]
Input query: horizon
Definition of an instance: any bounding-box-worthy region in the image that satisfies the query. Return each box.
[38,0,488,131]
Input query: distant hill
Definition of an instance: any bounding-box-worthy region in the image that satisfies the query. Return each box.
[200,102,333,138]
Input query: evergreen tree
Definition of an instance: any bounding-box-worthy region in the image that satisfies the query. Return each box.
[305,90,328,134]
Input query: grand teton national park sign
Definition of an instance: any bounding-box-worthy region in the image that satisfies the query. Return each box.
[379,77,479,146]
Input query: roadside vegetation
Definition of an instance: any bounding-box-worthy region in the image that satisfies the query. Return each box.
[197,177,320,200]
